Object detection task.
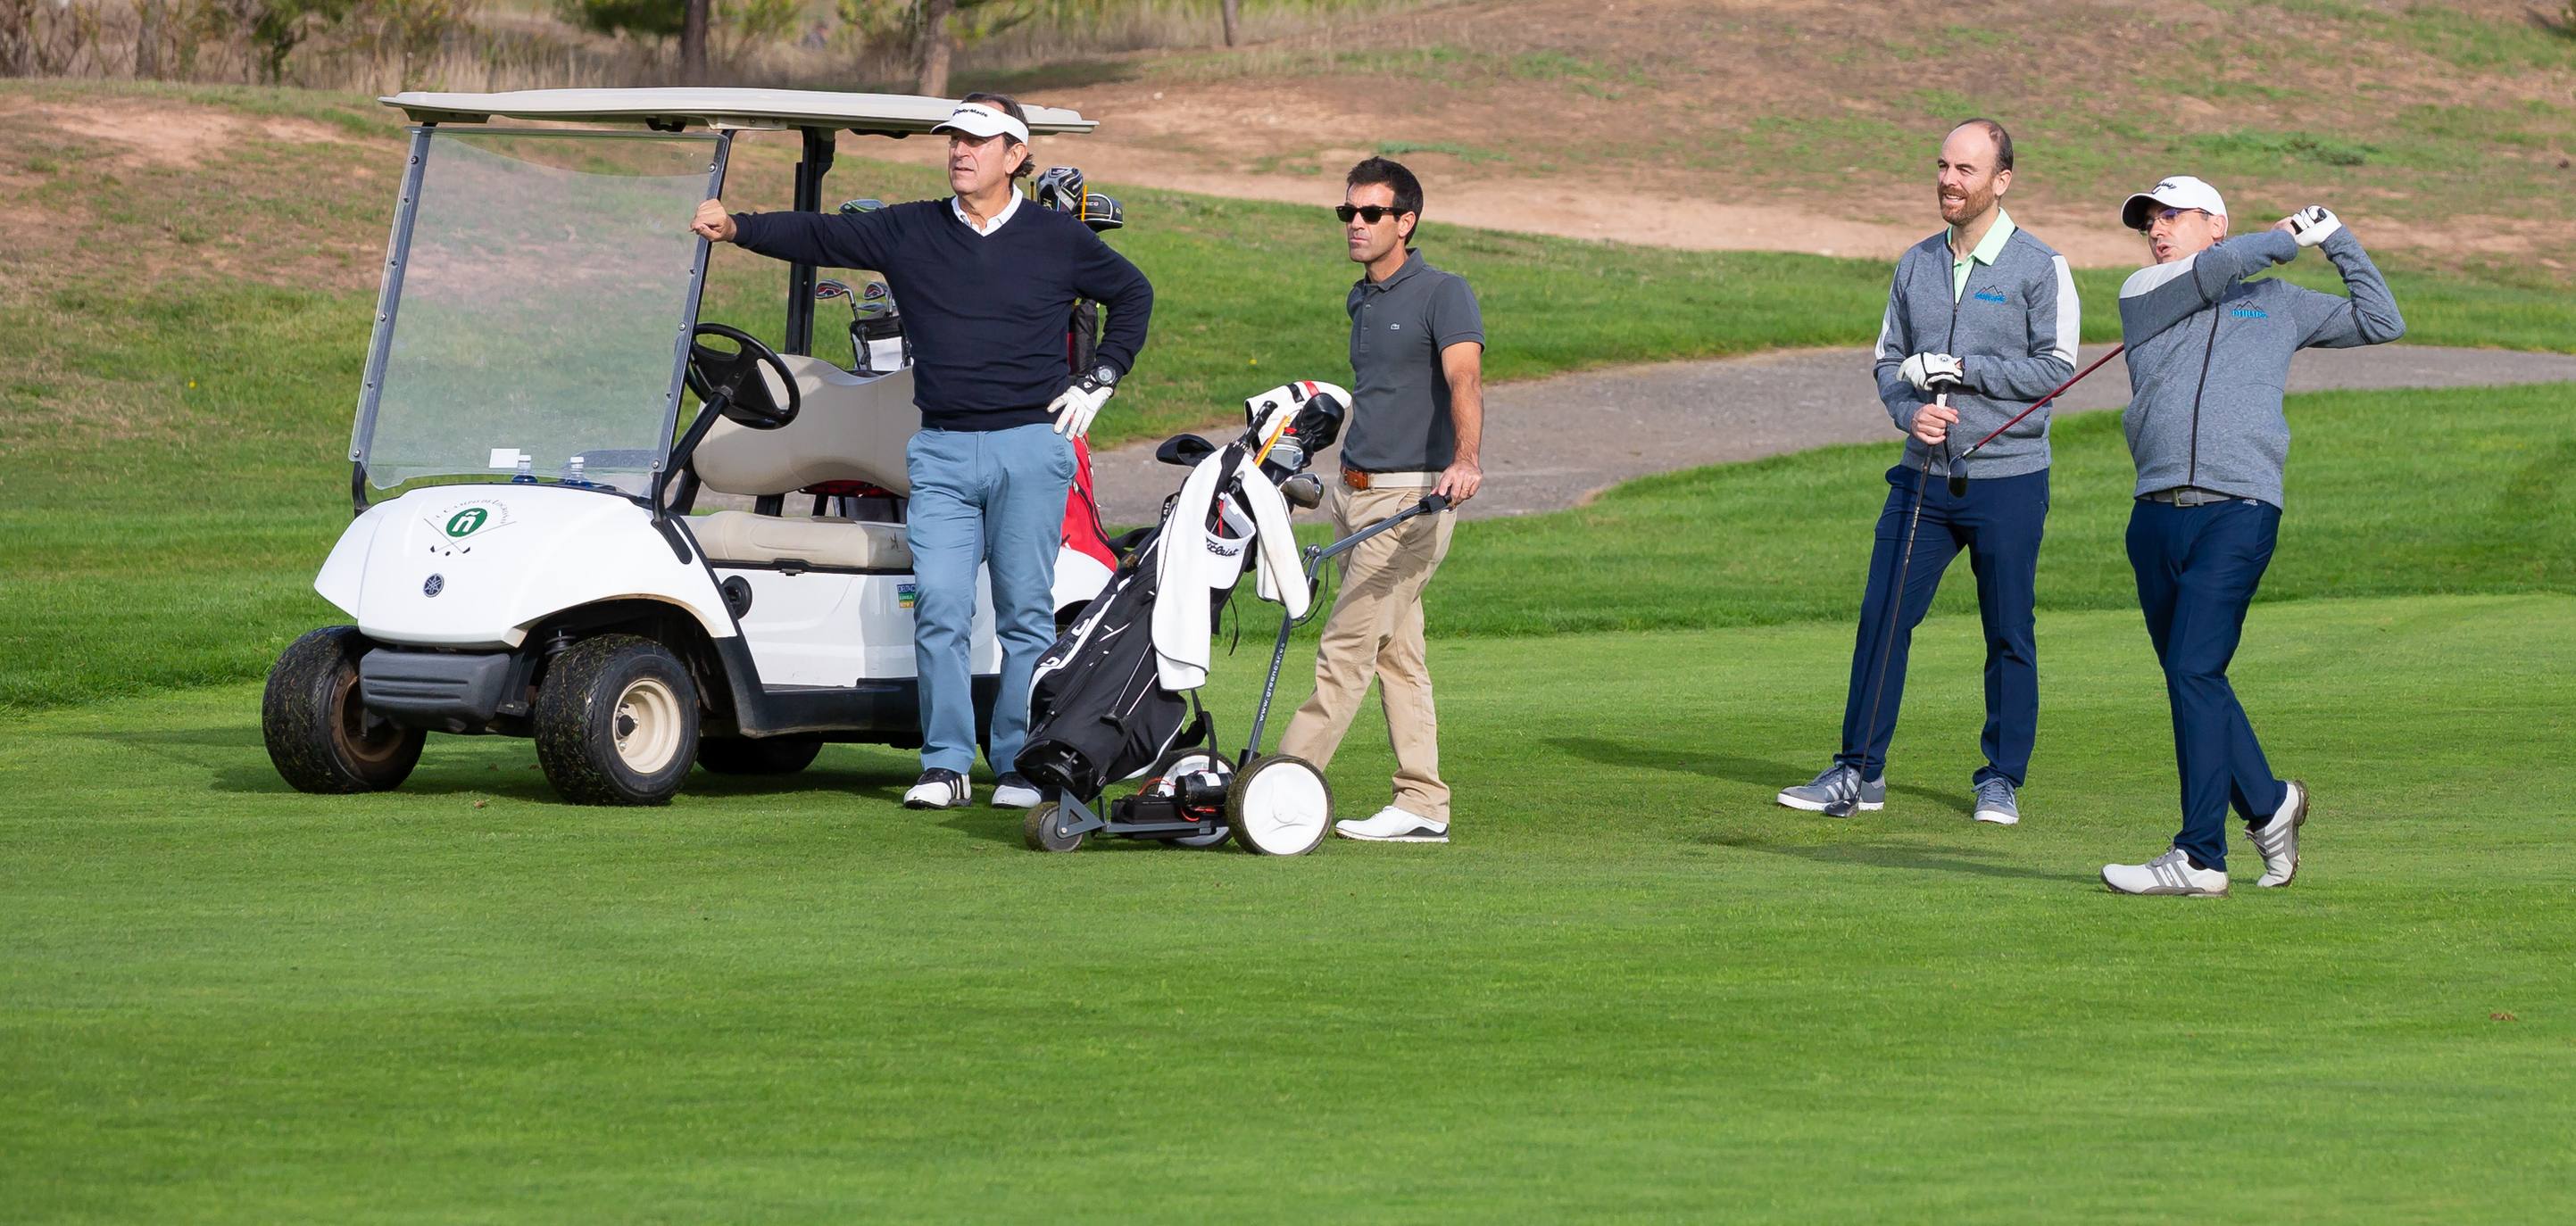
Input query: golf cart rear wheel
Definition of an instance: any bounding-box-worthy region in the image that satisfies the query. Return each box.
[262,625,425,794]
[1228,755,1333,857]
[534,634,700,806]
[1024,801,1086,853]
[1148,745,1233,848]
[695,734,823,775]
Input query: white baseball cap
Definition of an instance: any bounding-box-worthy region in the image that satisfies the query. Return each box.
[931,101,1029,145]
[2121,175,2227,231]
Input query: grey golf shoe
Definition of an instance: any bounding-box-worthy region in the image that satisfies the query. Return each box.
[2249,779,2309,888]
[1971,777,2020,825]
[1776,765,1885,815]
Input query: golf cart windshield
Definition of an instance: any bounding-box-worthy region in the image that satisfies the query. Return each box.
[353,128,725,499]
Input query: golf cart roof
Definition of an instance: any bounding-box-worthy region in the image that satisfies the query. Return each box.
[377,87,1096,136]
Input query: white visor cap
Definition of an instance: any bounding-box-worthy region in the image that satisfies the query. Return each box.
[2121,175,2228,231]
[932,102,1030,145]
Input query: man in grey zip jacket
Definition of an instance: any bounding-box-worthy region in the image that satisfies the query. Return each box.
[2098,175,2406,898]
[1777,120,2077,827]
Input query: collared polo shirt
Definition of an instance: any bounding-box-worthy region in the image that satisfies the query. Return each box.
[950,189,1023,237]
[1342,249,1483,473]
[1950,208,2017,301]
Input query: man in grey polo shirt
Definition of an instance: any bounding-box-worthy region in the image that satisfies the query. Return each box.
[1278,156,1484,845]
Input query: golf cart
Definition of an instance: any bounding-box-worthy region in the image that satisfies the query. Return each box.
[262,87,1124,805]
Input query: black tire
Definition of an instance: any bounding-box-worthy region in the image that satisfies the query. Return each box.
[262,626,425,794]
[695,734,823,775]
[1024,801,1086,853]
[533,634,700,806]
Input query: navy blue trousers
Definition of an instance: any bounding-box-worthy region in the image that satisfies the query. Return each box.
[1837,465,2048,786]
[2126,498,2289,873]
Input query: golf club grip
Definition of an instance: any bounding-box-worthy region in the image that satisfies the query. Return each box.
[1417,493,1451,515]
[1957,344,2126,461]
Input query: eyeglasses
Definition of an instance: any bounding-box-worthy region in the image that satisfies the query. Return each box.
[2148,206,2206,225]
[1335,203,1409,225]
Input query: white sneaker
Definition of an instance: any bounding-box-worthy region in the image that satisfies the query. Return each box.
[902,768,969,810]
[1334,806,1450,843]
[2102,848,2229,897]
[989,773,1043,809]
[2250,779,2309,888]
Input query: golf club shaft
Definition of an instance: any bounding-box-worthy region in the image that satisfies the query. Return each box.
[1841,392,1945,808]
[1952,344,2124,462]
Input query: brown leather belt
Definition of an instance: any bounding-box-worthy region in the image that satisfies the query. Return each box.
[1342,468,1440,491]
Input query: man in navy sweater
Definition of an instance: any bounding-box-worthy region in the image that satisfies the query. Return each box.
[691,93,1154,810]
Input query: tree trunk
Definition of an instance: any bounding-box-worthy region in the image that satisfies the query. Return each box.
[916,0,954,96]
[679,0,710,84]
[1221,0,1240,47]
[135,0,165,79]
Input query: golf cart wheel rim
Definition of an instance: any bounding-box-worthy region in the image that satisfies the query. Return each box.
[612,677,683,773]
[1238,761,1329,853]
[330,670,403,766]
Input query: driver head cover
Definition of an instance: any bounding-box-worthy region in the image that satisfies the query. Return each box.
[2120,175,2227,232]
[932,101,1029,145]
[1242,380,1354,443]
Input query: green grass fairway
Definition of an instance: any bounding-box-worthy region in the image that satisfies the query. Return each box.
[5,593,2572,1220]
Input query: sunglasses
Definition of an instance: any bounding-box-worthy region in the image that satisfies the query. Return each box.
[1334,203,1410,225]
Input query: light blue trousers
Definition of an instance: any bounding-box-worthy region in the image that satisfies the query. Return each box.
[905,424,1072,776]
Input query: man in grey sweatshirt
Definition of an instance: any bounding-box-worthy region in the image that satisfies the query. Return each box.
[2098,175,2406,898]
[1776,119,2078,826]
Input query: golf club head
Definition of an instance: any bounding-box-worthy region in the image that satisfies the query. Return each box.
[1947,468,1969,498]
[813,278,852,301]
[1079,192,1124,231]
[837,198,888,216]
[854,280,896,320]
[1822,796,1859,818]
[1034,166,1084,214]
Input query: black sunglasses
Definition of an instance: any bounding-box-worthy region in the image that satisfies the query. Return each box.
[1335,203,1410,224]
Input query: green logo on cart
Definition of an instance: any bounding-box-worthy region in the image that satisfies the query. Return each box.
[445,508,489,538]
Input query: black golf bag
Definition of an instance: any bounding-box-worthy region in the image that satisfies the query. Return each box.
[1016,529,1213,799]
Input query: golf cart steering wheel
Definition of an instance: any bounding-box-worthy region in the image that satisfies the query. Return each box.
[686,323,802,430]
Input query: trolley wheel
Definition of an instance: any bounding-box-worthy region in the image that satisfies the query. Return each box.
[1148,745,1233,848]
[1227,754,1333,857]
[1024,801,1087,853]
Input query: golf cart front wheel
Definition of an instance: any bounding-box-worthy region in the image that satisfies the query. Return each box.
[1228,755,1333,857]
[262,625,425,794]
[1024,802,1086,853]
[534,634,701,806]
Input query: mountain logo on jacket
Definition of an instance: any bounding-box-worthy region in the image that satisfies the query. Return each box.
[1974,290,2008,304]
[2230,307,2270,319]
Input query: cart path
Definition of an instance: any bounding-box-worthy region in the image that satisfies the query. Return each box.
[1090,345,2576,525]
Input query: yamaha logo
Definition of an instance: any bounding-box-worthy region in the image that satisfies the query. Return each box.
[423,574,445,597]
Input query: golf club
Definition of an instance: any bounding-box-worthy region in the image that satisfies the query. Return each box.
[1826,378,1955,818]
[1945,344,2127,497]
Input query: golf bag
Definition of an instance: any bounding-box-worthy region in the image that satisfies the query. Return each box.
[1017,530,1212,799]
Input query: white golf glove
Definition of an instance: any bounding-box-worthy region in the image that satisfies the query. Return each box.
[1049,366,1118,439]
[1900,352,1965,393]
[2287,205,2342,248]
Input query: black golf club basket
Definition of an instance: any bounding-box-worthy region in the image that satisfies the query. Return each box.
[1015,381,1446,857]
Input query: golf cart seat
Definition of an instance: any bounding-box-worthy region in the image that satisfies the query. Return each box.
[690,509,910,570]
[694,353,918,496]
[691,353,918,571]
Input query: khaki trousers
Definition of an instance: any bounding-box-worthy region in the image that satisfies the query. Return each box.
[1276,482,1458,821]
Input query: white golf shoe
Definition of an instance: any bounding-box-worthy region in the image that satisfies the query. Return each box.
[2250,779,2309,888]
[1334,807,1450,843]
[2102,849,2229,897]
